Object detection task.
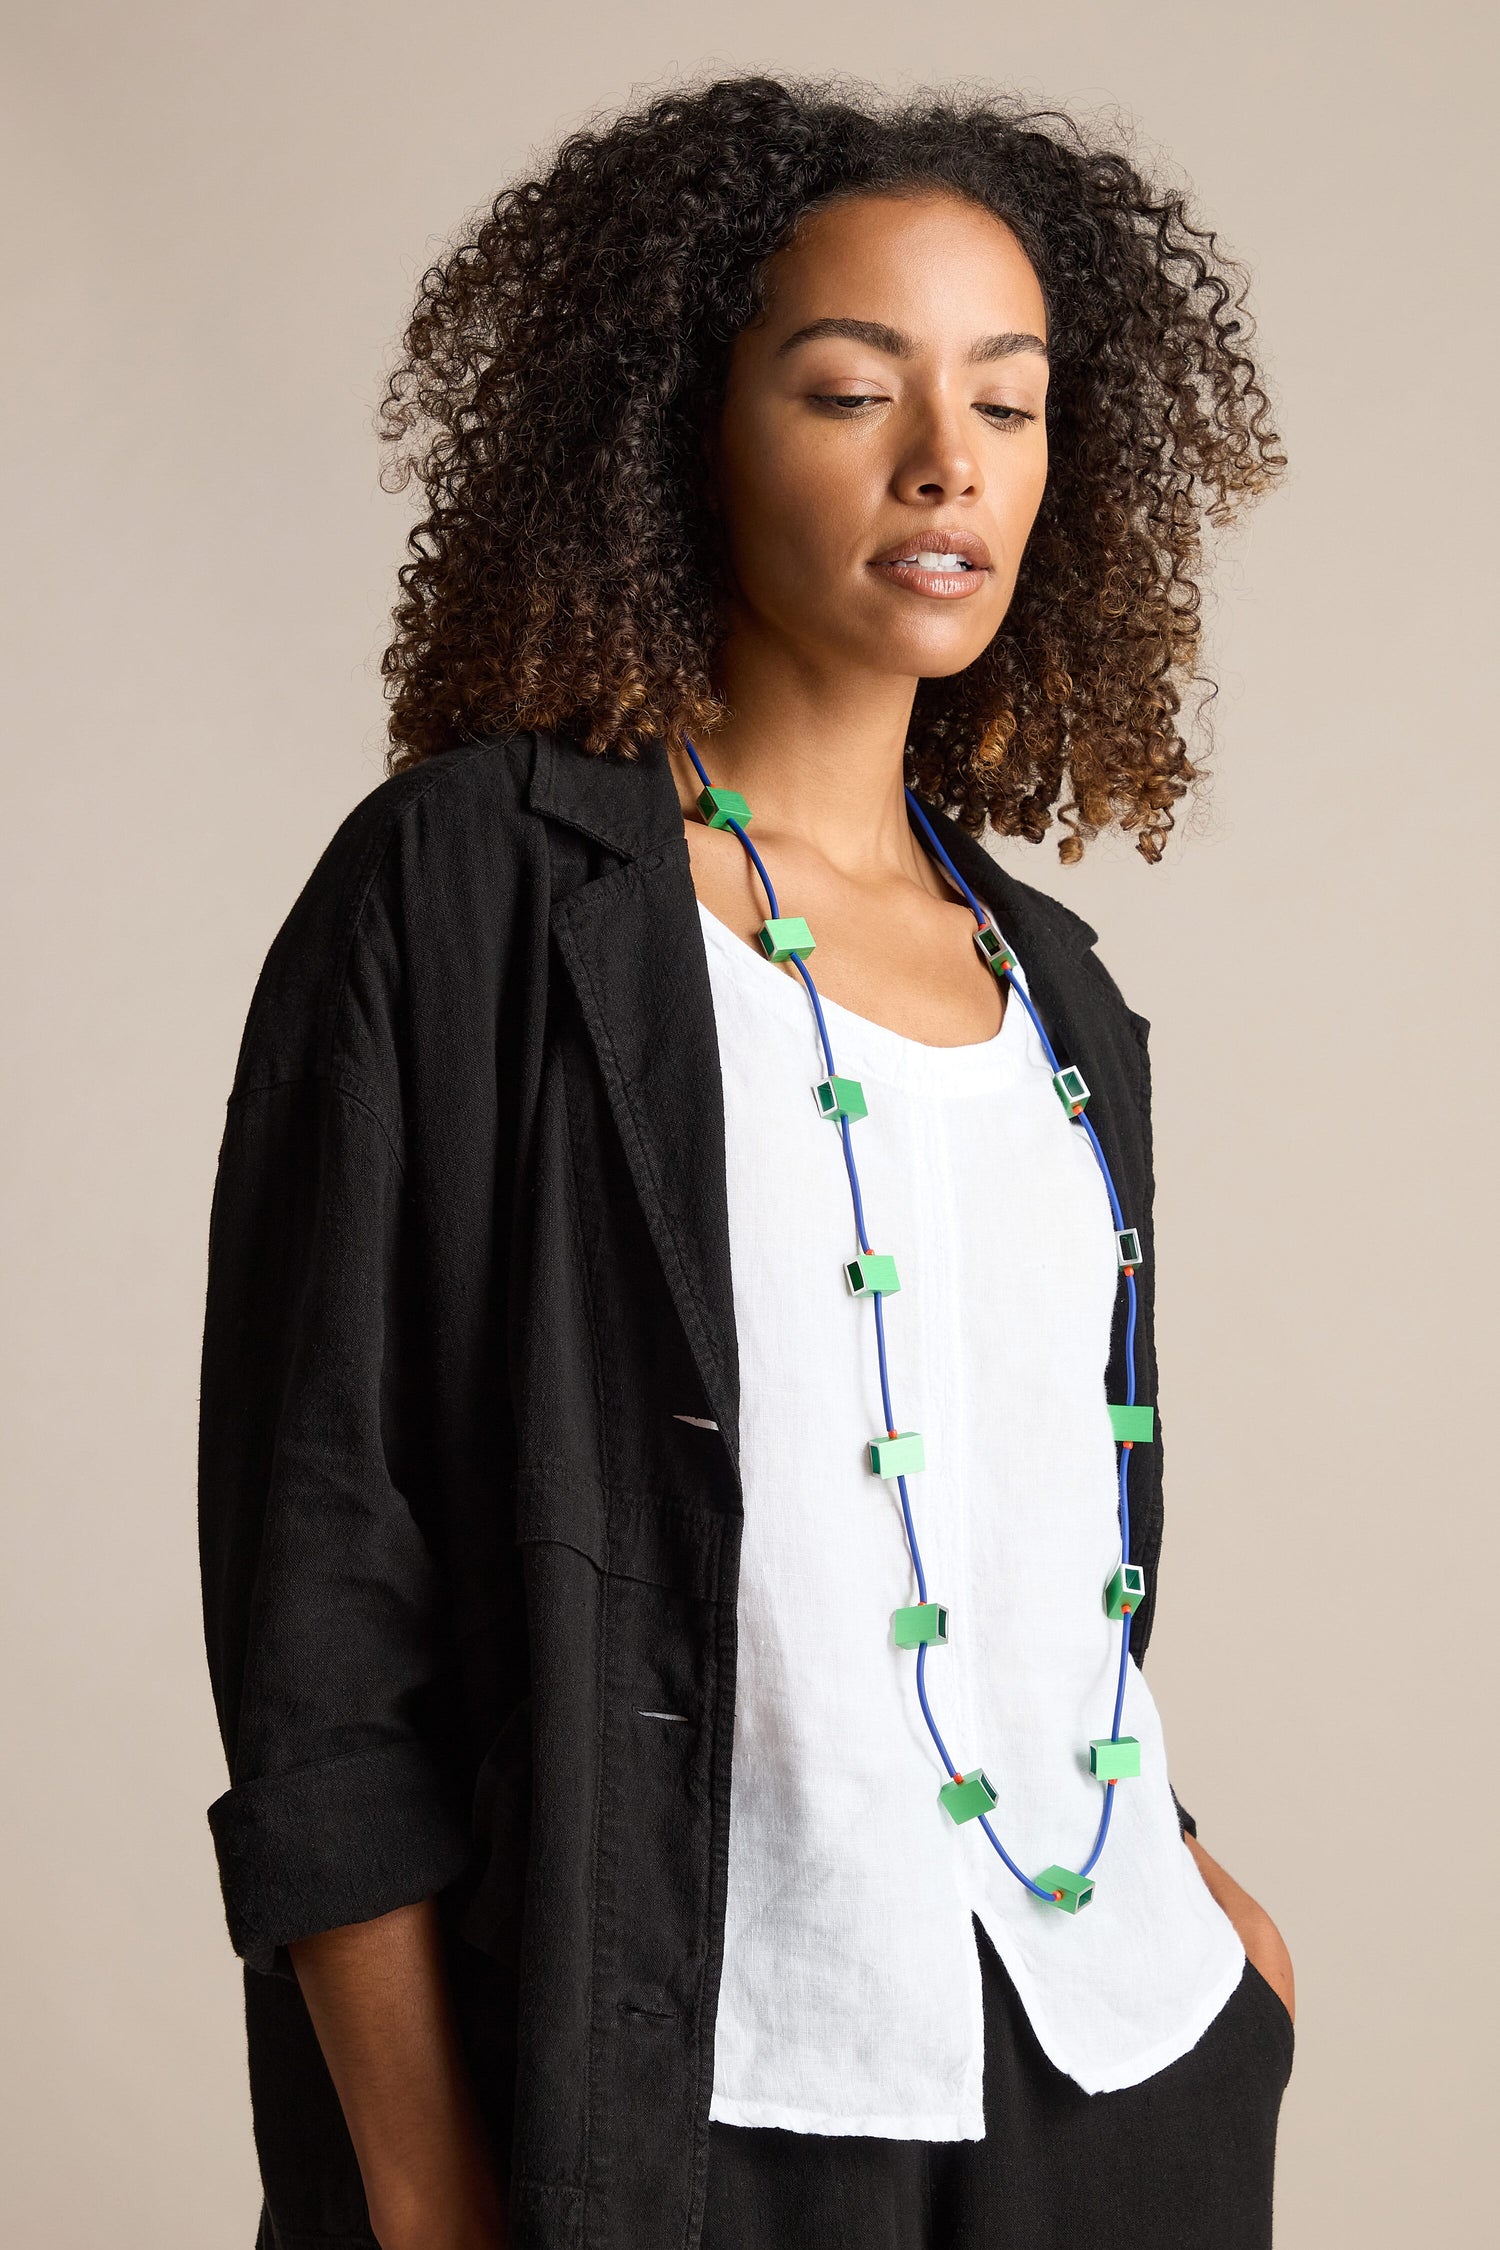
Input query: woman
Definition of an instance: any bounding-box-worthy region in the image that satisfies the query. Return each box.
[198,75,1293,2250]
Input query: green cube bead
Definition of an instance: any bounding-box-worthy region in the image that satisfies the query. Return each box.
[893,1602,949,1648]
[973,926,1018,976]
[1052,1065,1091,1116]
[846,1252,901,1298]
[1037,1864,1095,1913]
[868,1430,925,1478]
[1108,1403,1155,1444]
[1116,1228,1144,1270]
[1089,1736,1141,1781]
[814,1075,867,1122]
[1104,1563,1146,1619]
[758,915,816,963]
[939,1769,997,1824]
[697,784,753,830]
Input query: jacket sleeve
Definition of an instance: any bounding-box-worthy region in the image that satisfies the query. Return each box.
[198,1052,472,1976]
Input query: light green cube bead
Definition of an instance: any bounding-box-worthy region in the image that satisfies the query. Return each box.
[697,784,752,830]
[1037,1864,1095,1913]
[868,1430,925,1478]
[758,915,816,962]
[893,1602,948,1648]
[1089,1736,1141,1782]
[846,1252,900,1298]
[1108,1403,1155,1444]
[939,1769,997,1824]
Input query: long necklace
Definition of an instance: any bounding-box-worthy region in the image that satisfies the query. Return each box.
[684,738,1151,1913]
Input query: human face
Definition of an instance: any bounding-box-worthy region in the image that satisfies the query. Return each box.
[710,190,1050,689]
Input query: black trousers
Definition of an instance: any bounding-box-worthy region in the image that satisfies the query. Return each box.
[701,1918,1294,2250]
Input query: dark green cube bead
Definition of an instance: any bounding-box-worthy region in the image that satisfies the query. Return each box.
[973,925,1018,977]
[846,1252,900,1298]
[814,1075,867,1122]
[1116,1228,1144,1270]
[893,1602,948,1648]
[758,915,816,963]
[1089,1736,1141,1781]
[697,784,753,830]
[1104,1562,1146,1619]
[1052,1065,1091,1116]
[1037,1864,1095,1912]
[939,1768,997,1824]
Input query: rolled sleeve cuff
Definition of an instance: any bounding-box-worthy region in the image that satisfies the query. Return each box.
[207,1739,474,1976]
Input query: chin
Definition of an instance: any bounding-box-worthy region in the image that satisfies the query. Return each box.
[862,630,997,681]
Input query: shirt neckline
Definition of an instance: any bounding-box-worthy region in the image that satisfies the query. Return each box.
[696,898,1039,1094]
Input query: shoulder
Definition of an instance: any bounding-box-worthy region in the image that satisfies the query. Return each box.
[228,733,543,1100]
[303,729,540,912]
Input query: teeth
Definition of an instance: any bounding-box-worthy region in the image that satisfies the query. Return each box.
[913,551,970,569]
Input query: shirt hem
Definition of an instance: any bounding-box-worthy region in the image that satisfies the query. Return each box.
[992,1933,1249,2095]
[708,2090,986,2142]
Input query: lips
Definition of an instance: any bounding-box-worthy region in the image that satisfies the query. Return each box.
[868,527,993,600]
[869,528,993,569]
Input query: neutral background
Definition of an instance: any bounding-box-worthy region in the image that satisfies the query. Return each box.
[3,4,1495,2243]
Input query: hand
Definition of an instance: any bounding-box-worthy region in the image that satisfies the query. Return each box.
[1184,1831,1295,2024]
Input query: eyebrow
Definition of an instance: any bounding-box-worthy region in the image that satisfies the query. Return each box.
[775,316,1048,363]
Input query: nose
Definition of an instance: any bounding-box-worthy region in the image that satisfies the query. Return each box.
[891,392,983,506]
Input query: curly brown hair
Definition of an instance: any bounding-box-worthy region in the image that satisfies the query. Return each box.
[377,74,1285,860]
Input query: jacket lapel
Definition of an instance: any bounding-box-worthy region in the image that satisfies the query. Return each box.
[533,733,743,1472]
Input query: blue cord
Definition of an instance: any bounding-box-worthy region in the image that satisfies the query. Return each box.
[684,739,1141,1904]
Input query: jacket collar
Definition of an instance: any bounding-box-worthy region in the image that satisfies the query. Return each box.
[527,728,685,860]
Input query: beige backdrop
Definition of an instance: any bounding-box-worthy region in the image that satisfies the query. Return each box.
[4,4,1495,2243]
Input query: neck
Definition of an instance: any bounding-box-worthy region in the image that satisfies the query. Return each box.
[679,629,935,888]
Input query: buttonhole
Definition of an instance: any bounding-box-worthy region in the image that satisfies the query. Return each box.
[618,1999,677,2022]
[638,1710,690,1723]
[672,1413,719,1431]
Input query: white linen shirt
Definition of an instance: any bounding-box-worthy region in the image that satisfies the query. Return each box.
[698,899,1245,2137]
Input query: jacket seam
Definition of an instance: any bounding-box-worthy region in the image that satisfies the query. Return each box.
[223,1071,407,1179]
[301,756,459,1087]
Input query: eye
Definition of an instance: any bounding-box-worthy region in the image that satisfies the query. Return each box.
[809,392,888,413]
[977,404,1038,430]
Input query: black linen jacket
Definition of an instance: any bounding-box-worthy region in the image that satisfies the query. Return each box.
[199,727,1192,2250]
